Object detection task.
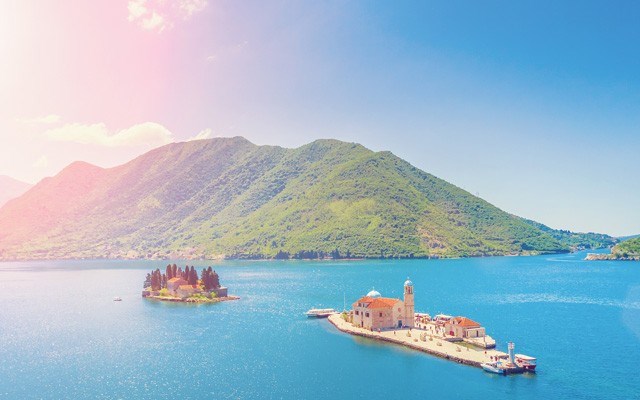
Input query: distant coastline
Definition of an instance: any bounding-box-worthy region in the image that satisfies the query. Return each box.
[585,237,640,261]
[585,253,640,261]
[0,249,582,262]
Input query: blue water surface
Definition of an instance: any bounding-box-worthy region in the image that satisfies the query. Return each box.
[0,251,639,400]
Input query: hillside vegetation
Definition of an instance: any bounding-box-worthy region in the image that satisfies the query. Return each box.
[0,137,615,260]
[612,237,640,258]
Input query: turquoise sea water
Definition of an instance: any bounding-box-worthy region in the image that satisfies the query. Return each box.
[1,251,639,399]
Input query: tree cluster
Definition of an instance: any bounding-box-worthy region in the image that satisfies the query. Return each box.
[201,267,220,290]
[143,264,221,291]
[273,248,352,260]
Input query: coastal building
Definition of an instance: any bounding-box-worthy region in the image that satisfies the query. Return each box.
[167,277,188,296]
[177,284,200,299]
[351,279,415,330]
[445,317,486,339]
[213,287,228,297]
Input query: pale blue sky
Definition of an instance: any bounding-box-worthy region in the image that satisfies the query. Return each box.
[1,1,638,235]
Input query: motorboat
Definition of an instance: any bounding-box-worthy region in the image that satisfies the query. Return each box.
[481,361,506,375]
[515,354,537,371]
[305,308,336,318]
[113,297,122,301]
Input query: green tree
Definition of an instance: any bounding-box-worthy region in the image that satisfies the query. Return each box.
[143,273,152,289]
[188,267,198,285]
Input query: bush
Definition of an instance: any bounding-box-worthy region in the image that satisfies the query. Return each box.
[158,288,170,296]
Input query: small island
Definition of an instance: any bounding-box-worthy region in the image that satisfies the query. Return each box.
[142,264,239,303]
[327,279,536,375]
[586,237,640,261]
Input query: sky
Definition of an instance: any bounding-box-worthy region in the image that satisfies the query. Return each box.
[0,0,638,236]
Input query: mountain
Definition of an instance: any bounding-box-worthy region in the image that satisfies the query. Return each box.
[0,175,33,208]
[0,137,616,260]
[617,234,640,241]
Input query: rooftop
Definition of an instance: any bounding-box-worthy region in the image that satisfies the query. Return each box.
[451,317,481,328]
[354,296,400,309]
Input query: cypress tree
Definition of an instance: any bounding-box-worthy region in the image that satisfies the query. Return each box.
[188,267,198,285]
[143,273,152,289]
[172,264,177,278]
[150,270,159,290]
[166,264,173,280]
[211,270,220,289]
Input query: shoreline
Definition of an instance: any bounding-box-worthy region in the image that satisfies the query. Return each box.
[585,253,640,261]
[328,314,512,370]
[145,295,240,303]
[0,249,580,263]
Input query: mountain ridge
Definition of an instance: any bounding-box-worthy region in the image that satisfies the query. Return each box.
[0,175,33,209]
[0,137,615,260]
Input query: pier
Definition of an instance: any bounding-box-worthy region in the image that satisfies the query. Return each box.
[328,313,527,374]
[326,278,535,374]
[332,314,487,366]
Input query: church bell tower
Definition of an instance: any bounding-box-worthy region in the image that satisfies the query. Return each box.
[403,278,415,328]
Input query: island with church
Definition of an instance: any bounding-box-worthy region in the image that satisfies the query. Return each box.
[142,264,239,303]
[327,278,537,375]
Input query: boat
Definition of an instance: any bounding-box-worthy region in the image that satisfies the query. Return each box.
[515,354,537,371]
[305,308,336,318]
[113,297,122,301]
[481,361,506,375]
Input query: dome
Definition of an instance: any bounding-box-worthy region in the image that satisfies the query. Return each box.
[366,288,381,298]
[404,278,413,287]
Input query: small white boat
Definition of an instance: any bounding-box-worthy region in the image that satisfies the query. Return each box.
[481,361,506,375]
[515,354,537,371]
[113,297,122,301]
[305,308,336,318]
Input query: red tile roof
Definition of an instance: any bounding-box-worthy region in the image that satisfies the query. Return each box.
[353,296,400,309]
[168,277,187,283]
[368,298,400,309]
[451,317,481,328]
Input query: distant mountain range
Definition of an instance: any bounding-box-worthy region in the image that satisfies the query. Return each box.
[0,137,616,260]
[0,175,32,208]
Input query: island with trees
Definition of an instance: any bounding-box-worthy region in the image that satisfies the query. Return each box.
[586,237,640,261]
[142,264,239,303]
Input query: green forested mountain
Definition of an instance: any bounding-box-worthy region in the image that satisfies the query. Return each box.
[0,137,615,260]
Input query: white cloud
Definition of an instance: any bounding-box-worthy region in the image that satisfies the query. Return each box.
[180,0,207,18]
[187,128,214,141]
[17,114,61,125]
[127,0,207,32]
[127,0,147,21]
[142,12,167,31]
[45,122,174,147]
[32,155,49,169]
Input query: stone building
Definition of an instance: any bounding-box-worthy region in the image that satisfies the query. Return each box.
[445,317,486,338]
[351,279,415,330]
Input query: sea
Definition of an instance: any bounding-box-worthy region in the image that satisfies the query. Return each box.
[0,250,638,400]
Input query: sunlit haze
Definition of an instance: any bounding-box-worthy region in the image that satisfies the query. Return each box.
[1,1,638,236]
